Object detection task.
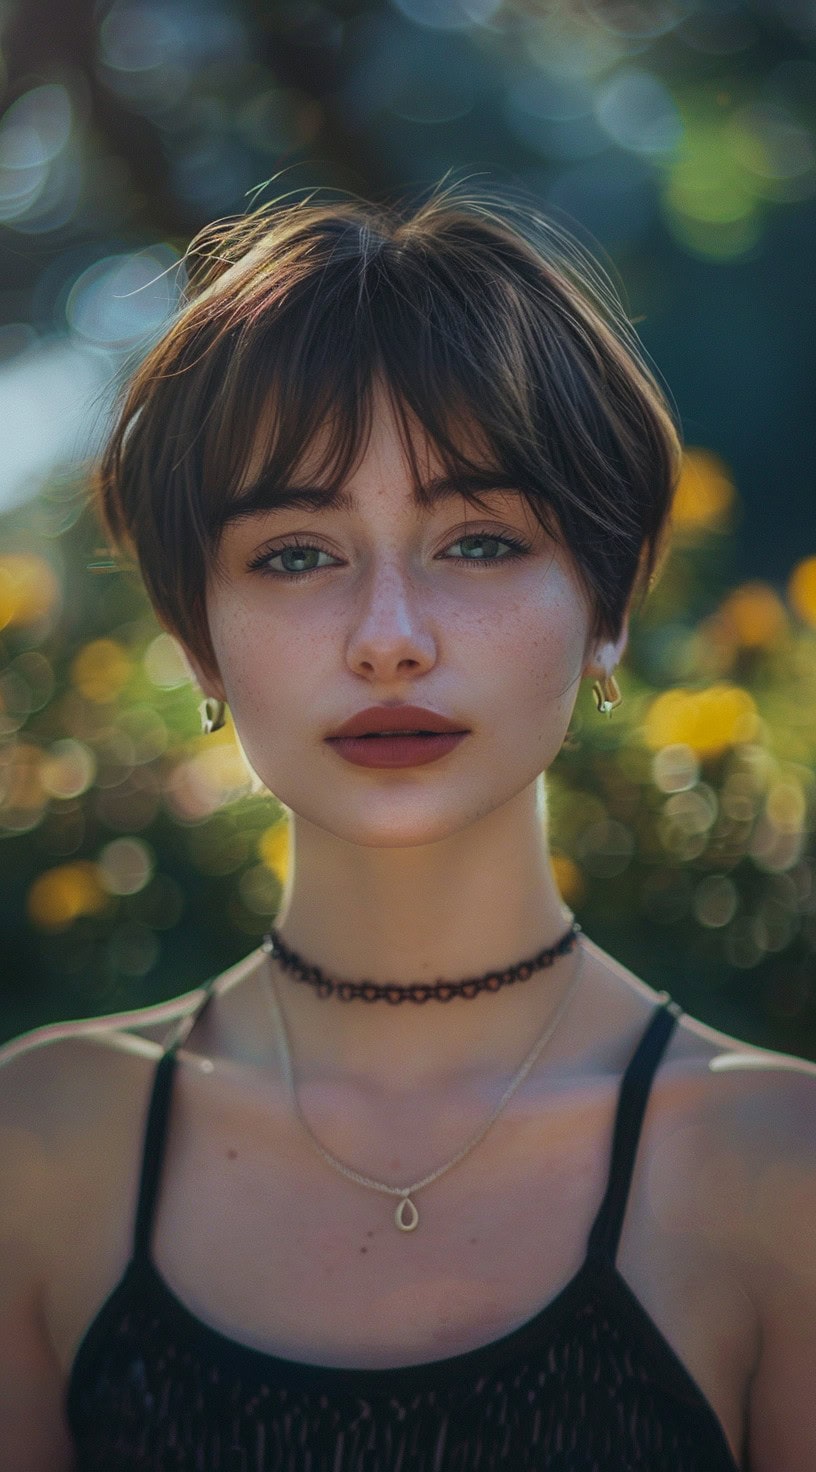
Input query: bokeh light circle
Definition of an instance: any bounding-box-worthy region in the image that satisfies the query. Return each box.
[97,836,155,895]
[692,873,739,928]
[652,742,700,792]
[388,0,501,32]
[144,632,192,689]
[66,246,180,348]
[40,738,97,799]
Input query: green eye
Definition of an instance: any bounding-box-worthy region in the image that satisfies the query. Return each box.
[447,533,531,564]
[246,530,531,579]
[275,547,326,573]
[246,542,337,576]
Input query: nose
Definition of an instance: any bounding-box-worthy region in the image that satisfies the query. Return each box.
[345,558,437,682]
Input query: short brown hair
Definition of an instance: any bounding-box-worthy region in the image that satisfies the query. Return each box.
[93,181,681,682]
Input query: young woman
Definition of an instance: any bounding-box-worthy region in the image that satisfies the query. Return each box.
[2,184,814,1472]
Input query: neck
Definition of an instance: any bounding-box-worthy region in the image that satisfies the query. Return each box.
[265,780,583,1095]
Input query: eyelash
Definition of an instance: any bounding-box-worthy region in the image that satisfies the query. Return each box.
[245,530,533,580]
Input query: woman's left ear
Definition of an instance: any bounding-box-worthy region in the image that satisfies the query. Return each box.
[583,617,629,681]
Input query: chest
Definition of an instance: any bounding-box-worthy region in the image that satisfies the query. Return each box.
[51,1059,755,1466]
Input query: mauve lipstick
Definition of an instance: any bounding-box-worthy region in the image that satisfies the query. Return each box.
[325,704,470,768]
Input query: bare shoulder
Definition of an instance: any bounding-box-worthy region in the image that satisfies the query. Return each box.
[0,1024,160,1209]
[0,1009,200,1229]
[656,989,816,1172]
[0,1015,172,1469]
[0,985,206,1068]
[596,942,816,1241]
[0,983,206,1207]
[655,1005,816,1470]
[0,943,265,1070]
[674,1000,816,1079]
[0,943,266,1192]
[0,1043,81,1472]
[0,1001,198,1338]
[694,1025,816,1198]
[585,935,816,1091]
[671,1002,816,1134]
[656,998,816,1269]
[679,1026,816,1472]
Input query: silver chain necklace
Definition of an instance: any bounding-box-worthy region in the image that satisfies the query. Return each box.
[263,936,586,1232]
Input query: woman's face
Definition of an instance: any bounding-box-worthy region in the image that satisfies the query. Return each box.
[194,388,619,848]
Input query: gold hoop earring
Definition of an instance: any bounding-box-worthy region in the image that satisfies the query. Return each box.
[200,697,227,734]
[592,673,622,716]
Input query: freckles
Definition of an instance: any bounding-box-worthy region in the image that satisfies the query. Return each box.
[217,602,285,666]
[210,604,254,661]
[518,609,583,688]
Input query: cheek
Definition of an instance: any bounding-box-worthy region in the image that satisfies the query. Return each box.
[207,603,282,708]
[207,568,588,714]
[486,584,588,691]
[208,600,343,752]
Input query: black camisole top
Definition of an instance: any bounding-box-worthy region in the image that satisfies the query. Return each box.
[65,981,742,1471]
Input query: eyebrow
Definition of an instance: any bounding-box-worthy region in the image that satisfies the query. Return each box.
[213,471,520,533]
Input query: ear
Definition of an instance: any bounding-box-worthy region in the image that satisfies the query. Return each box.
[583,614,629,682]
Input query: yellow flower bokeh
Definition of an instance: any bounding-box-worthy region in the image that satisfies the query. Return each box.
[71,639,133,703]
[551,852,586,908]
[715,581,789,650]
[0,555,60,629]
[642,683,760,758]
[671,448,737,533]
[258,820,291,883]
[27,862,110,929]
[788,556,816,627]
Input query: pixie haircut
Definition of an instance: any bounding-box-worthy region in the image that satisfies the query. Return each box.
[93,182,681,682]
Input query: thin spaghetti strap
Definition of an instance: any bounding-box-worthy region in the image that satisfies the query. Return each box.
[132,975,220,1261]
[586,992,683,1269]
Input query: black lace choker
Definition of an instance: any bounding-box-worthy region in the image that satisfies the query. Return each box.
[261,919,582,1004]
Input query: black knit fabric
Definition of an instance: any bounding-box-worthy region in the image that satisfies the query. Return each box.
[65,982,741,1471]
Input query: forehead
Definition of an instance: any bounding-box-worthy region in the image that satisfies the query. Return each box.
[214,381,524,536]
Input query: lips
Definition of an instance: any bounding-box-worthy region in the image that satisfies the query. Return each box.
[327,705,469,740]
[363,734,429,739]
[327,730,469,768]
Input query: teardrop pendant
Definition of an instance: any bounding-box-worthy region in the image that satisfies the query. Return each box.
[395,1194,419,1231]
